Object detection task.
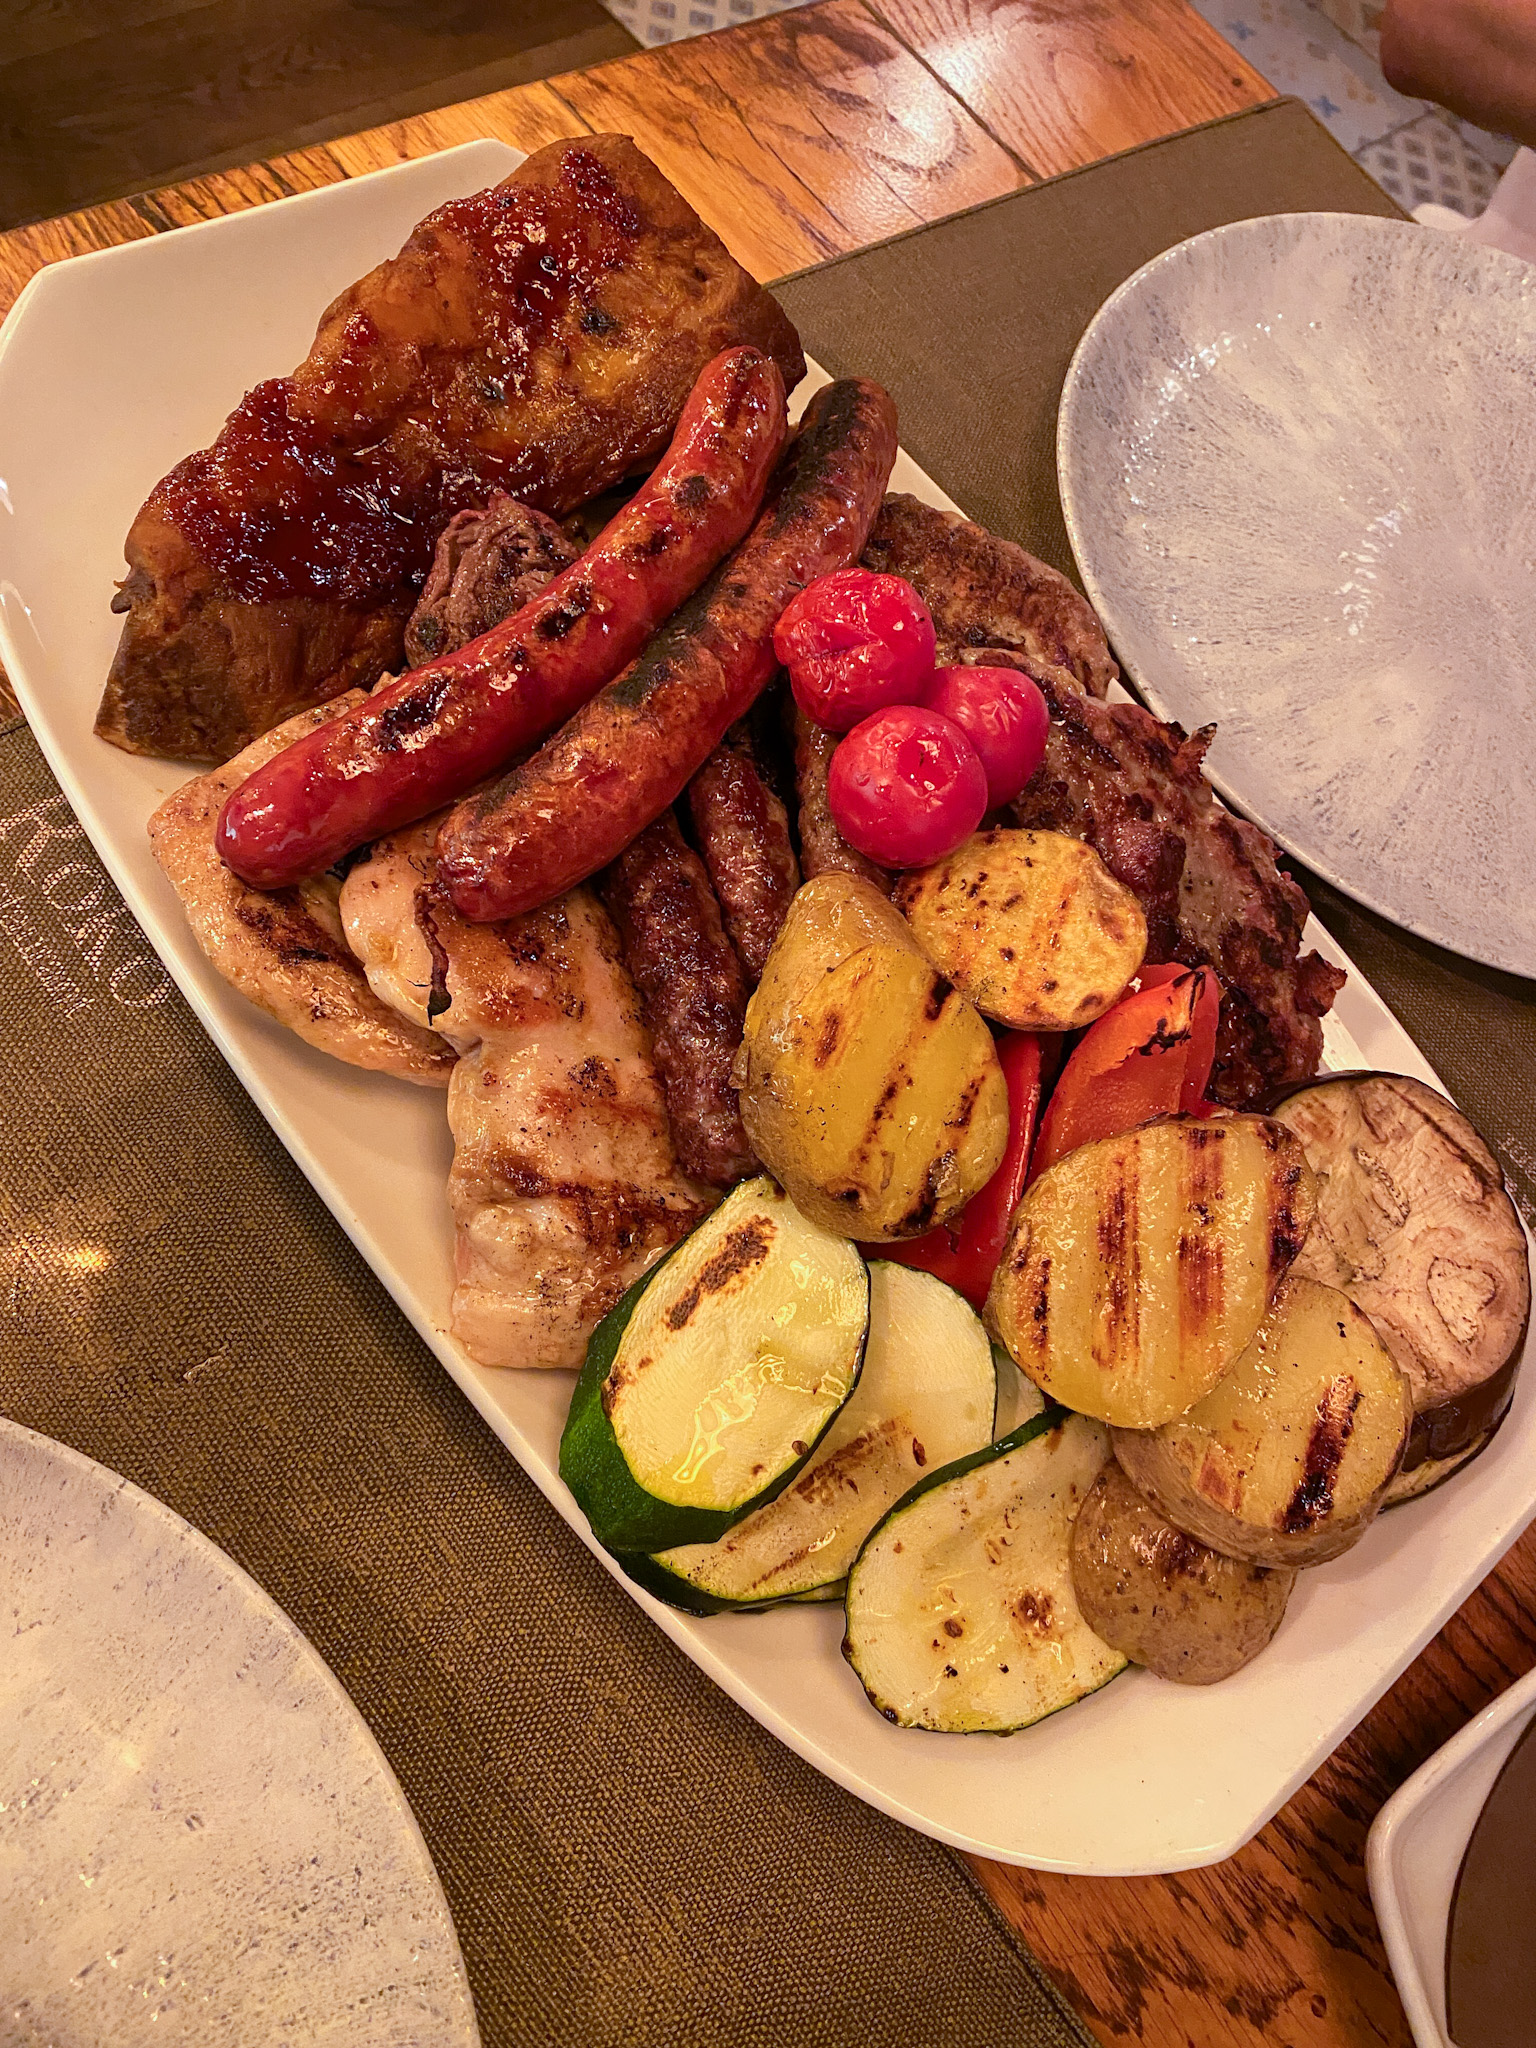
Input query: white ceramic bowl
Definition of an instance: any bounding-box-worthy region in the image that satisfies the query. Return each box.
[1059,211,1536,977]
[1367,1664,1536,2048]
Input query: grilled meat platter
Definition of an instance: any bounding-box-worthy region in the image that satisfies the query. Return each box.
[104,138,1528,1735]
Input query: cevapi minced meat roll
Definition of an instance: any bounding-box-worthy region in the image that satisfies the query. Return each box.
[686,725,800,983]
[790,703,890,895]
[601,810,756,1189]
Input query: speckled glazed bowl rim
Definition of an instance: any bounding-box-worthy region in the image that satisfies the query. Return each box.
[0,1413,480,2045]
[1056,210,1536,978]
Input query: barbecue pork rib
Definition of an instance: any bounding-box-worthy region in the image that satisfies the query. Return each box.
[99,134,805,766]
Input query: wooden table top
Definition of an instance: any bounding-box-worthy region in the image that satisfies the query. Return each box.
[4,6,1531,2045]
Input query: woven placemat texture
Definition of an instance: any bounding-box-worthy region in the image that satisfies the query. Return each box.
[0,702,1093,2046]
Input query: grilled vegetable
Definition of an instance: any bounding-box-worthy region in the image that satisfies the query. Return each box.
[735,873,1008,1241]
[988,1114,1317,1428]
[1028,963,1222,1183]
[632,1261,996,1612]
[559,1178,867,1553]
[1384,1429,1494,1506]
[1113,1277,1412,1567]
[1271,1073,1530,1485]
[1070,1460,1296,1684]
[893,827,1146,1032]
[843,1409,1126,1732]
[877,1030,1042,1308]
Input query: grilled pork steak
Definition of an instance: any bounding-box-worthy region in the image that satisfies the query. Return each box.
[860,494,1118,700]
[100,134,805,765]
[1013,675,1344,1107]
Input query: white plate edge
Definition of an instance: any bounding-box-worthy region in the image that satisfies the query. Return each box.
[2,179,1532,1876]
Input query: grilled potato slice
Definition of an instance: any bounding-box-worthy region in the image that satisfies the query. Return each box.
[1113,1277,1413,1566]
[893,828,1146,1031]
[736,874,1008,1241]
[1071,1461,1296,1684]
[987,1114,1317,1427]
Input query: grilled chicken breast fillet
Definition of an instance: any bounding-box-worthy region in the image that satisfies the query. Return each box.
[148,696,456,1086]
[342,821,712,1369]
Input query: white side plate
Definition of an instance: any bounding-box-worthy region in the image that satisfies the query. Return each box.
[2,144,1533,1876]
[0,1416,479,2046]
[1367,1663,1536,2048]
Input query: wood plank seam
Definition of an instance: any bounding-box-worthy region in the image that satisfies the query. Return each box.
[861,0,1040,179]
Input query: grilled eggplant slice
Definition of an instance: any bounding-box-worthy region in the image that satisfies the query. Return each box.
[1272,1073,1530,1483]
[844,1410,1125,1732]
[987,1113,1317,1427]
[893,828,1147,1032]
[1384,1428,1495,1505]
[1070,1460,1296,1684]
[559,1178,867,1553]
[1113,1276,1412,1567]
[633,1262,996,1612]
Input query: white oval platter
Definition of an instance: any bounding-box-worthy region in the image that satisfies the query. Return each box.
[1,144,1533,1877]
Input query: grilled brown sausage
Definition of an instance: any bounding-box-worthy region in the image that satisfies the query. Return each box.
[686,725,800,984]
[437,378,900,923]
[790,703,891,894]
[600,810,756,1189]
[216,346,789,890]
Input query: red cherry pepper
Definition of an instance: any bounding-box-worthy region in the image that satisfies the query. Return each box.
[1028,963,1223,1184]
[870,1031,1043,1308]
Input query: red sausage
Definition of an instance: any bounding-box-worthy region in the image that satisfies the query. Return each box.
[215,346,789,890]
[437,378,900,924]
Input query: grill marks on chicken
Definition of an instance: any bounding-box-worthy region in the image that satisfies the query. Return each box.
[1013,676,1344,1106]
[148,697,455,1086]
[861,494,1118,700]
[100,134,805,764]
[341,820,711,1370]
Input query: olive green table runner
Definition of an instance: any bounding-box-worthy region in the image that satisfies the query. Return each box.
[4,95,1531,2048]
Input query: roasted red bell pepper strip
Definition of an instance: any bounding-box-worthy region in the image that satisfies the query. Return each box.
[872,1031,1042,1308]
[1028,963,1222,1183]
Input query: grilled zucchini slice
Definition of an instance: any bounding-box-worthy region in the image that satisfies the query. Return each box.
[844,1410,1126,1732]
[632,1262,997,1613]
[560,1178,867,1554]
[987,1113,1317,1428]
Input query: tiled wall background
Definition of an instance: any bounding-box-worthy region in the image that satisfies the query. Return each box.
[597,0,1516,219]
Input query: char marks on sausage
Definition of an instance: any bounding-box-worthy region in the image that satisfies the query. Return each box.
[340,820,712,1369]
[437,375,901,924]
[686,722,801,981]
[147,698,456,1086]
